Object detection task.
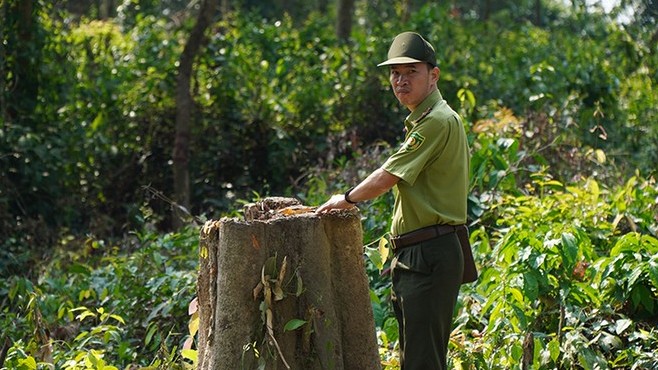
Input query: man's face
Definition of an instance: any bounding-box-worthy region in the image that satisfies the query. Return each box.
[389,62,439,111]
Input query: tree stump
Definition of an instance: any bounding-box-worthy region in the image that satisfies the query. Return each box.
[197,197,380,370]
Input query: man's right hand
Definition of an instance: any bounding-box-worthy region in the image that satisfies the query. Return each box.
[315,194,356,214]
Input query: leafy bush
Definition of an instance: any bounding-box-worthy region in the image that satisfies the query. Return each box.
[1,224,199,369]
[449,174,658,369]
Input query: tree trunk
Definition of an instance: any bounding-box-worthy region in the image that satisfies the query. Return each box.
[197,197,380,370]
[173,0,219,229]
[221,0,230,19]
[402,0,411,23]
[336,0,354,42]
[7,0,39,124]
[0,1,7,124]
[318,0,329,14]
[534,0,542,26]
[481,0,492,21]
[98,0,113,19]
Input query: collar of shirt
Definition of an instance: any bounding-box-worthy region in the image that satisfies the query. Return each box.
[404,89,443,131]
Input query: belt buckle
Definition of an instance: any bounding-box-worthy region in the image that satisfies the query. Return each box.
[390,236,400,251]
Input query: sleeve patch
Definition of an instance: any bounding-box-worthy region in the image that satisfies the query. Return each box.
[400,131,425,153]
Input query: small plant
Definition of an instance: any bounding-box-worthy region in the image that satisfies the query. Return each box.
[248,254,307,369]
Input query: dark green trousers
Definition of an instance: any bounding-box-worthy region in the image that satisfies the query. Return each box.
[391,232,464,370]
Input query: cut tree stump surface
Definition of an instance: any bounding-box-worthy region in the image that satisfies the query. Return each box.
[197,197,380,370]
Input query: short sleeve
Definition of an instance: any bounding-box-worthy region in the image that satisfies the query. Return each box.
[382,115,451,185]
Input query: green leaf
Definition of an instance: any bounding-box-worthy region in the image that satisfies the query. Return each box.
[578,349,597,370]
[365,246,383,270]
[599,333,622,352]
[615,319,632,335]
[561,232,578,269]
[543,180,564,188]
[18,357,37,370]
[263,256,278,277]
[87,350,102,367]
[627,266,644,288]
[648,259,658,289]
[487,303,504,333]
[611,233,639,256]
[511,342,523,362]
[637,285,654,312]
[642,235,658,253]
[577,284,602,306]
[78,289,94,302]
[145,323,157,346]
[68,262,92,275]
[181,349,198,362]
[295,270,304,297]
[523,272,539,301]
[492,153,509,171]
[457,88,476,109]
[548,337,560,362]
[76,310,96,321]
[378,237,390,265]
[585,179,600,199]
[509,287,524,304]
[109,314,125,325]
[188,312,199,336]
[283,319,307,332]
[369,289,381,305]
[90,112,105,133]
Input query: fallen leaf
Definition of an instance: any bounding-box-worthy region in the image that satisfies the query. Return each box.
[188,297,198,315]
[253,281,263,300]
[277,205,316,216]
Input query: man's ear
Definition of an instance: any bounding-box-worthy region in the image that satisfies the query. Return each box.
[433,66,441,83]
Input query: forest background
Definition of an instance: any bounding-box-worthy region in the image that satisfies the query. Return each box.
[1,0,657,369]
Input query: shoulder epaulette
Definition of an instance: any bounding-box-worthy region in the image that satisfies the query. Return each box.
[412,106,432,125]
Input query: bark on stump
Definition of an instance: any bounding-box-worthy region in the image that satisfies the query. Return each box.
[197,197,380,370]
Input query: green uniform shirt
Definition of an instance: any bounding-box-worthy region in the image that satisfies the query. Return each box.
[382,89,470,236]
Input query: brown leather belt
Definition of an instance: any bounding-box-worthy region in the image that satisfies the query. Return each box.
[390,224,464,250]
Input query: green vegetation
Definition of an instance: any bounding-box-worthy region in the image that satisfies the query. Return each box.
[1,226,199,369]
[1,0,657,369]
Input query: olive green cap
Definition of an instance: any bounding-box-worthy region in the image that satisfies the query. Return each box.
[377,32,437,67]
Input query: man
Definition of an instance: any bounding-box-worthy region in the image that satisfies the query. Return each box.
[316,31,470,370]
